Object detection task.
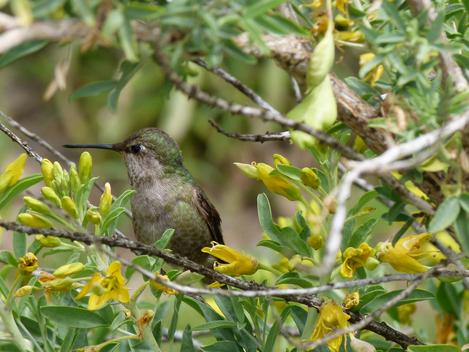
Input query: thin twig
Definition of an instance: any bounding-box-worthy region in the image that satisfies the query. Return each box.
[0,122,43,161]
[209,120,290,143]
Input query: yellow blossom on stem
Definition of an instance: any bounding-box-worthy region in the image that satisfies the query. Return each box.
[376,233,443,273]
[53,262,84,278]
[35,235,62,247]
[202,242,258,276]
[18,212,52,228]
[272,154,290,167]
[150,274,178,295]
[359,53,384,86]
[340,243,374,278]
[255,163,301,201]
[343,292,360,309]
[86,208,102,225]
[335,30,365,43]
[336,0,349,13]
[76,261,130,310]
[311,301,350,352]
[0,153,28,193]
[41,159,54,187]
[78,152,92,183]
[99,182,112,215]
[41,186,62,207]
[18,252,38,273]
[15,285,34,297]
[308,234,324,250]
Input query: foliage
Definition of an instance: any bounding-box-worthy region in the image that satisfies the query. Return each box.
[0,0,468,351]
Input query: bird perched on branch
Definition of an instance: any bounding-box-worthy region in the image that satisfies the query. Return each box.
[65,128,223,265]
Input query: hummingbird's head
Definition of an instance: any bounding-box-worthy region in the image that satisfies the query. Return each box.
[64,128,184,184]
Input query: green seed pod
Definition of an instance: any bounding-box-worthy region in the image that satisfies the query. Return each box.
[78,152,92,183]
[300,167,320,189]
[307,25,334,89]
[23,196,51,214]
[86,208,102,225]
[17,213,52,228]
[62,196,79,219]
[41,187,62,208]
[69,164,81,195]
[41,159,54,187]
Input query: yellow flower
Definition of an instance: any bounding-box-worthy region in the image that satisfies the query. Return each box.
[53,262,84,278]
[62,196,79,219]
[202,242,258,276]
[76,261,130,310]
[0,153,28,193]
[15,285,34,297]
[24,196,51,214]
[359,53,384,86]
[397,303,416,325]
[99,182,112,215]
[41,186,61,207]
[17,212,52,228]
[335,31,364,43]
[336,0,349,13]
[340,243,374,278]
[311,301,350,352]
[41,159,54,187]
[376,233,444,273]
[308,233,324,250]
[300,167,319,189]
[86,208,102,225]
[272,154,290,167]
[150,274,177,295]
[234,162,259,179]
[343,292,360,309]
[18,252,39,273]
[78,152,92,183]
[255,163,301,201]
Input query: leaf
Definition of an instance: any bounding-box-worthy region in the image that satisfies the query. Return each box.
[107,61,141,111]
[245,0,286,18]
[408,345,460,352]
[0,41,48,69]
[428,197,461,233]
[436,282,463,318]
[203,341,242,352]
[167,296,182,343]
[254,14,308,36]
[41,306,106,328]
[360,289,434,313]
[275,164,302,181]
[349,191,378,215]
[71,80,117,100]
[382,0,406,32]
[32,0,66,17]
[180,325,195,352]
[454,211,469,253]
[276,272,314,288]
[13,231,27,258]
[192,320,237,331]
[427,11,445,42]
[0,174,43,209]
[154,229,174,250]
[346,218,379,249]
[0,250,18,266]
[265,308,290,352]
[101,207,127,235]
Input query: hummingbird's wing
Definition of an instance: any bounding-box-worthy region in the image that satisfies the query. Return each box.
[193,188,224,245]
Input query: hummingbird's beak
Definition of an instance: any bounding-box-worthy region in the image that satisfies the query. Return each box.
[63,144,121,151]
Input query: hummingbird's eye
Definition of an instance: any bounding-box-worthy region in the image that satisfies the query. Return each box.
[130,144,144,154]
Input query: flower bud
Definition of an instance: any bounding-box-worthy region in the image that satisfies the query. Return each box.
[300,167,319,189]
[53,262,84,278]
[272,154,290,167]
[15,285,34,297]
[69,164,81,195]
[47,277,74,291]
[52,162,64,184]
[0,153,28,193]
[234,162,259,179]
[324,194,337,214]
[35,235,62,248]
[41,159,54,187]
[41,187,62,207]
[78,152,92,183]
[99,182,112,216]
[17,213,52,228]
[18,252,38,273]
[24,196,51,214]
[307,234,324,250]
[308,25,334,88]
[364,257,380,270]
[62,196,79,219]
[86,208,102,225]
[343,292,360,309]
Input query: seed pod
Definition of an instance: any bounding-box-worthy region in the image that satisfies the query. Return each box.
[41,187,62,207]
[307,25,334,89]
[99,183,112,216]
[78,152,92,183]
[17,213,52,228]
[41,159,54,187]
[62,196,79,219]
[24,196,51,214]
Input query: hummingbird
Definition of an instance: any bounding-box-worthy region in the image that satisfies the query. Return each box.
[64,128,224,265]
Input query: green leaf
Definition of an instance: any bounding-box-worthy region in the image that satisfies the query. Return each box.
[13,231,27,258]
[428,197,461,232]
[41,306,106,328]
[427,11,445,42]
[0,174,43,210]
[360,289,434,313]
[101,207,127,235]
[71,80,117,100]
[107,61,141,111]
[203,341,242,352]
[180,325,195,352]
[32,0,66,17]
[346,218,379,249]
[408,345,460,352]
[0,250,18,266]
[168,296,182,343]
[382,0,406,32]
[276,272,314,288]
[436,282,462,318]
[0,41,48,69]
[454,211,469,253]
[458,193,469,212]
[76,176,98,217]
[245,0,286,18]
[154,228,175,249]
[265,307,290,352]
[275,164,302,181]
[254,14,308,36]
[192,320,237,331]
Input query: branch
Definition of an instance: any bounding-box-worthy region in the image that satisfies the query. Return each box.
[2,221,467,347]
[208,120,290,143]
